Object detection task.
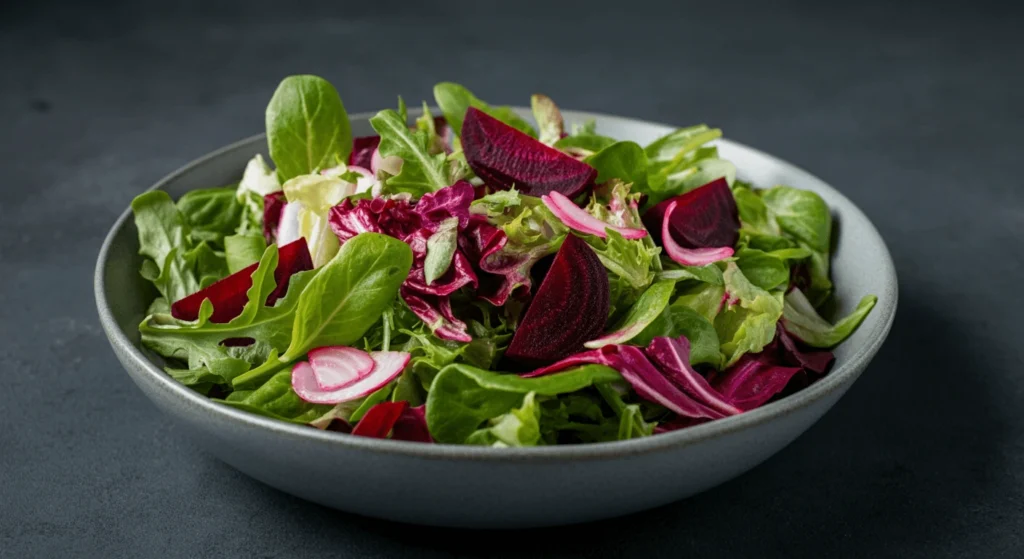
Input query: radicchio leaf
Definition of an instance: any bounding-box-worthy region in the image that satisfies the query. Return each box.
[349,135,381,169]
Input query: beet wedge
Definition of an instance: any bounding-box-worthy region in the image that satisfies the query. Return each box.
[505,234,610,367]
[642,177,739,249]
[170,238,313,323]
[461,107,596,198]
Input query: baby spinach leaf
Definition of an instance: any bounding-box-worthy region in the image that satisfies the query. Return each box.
[371,109,449,195]
[657,263,724,286]
[586,280,676,347]
[782,289,877,348]
[554,133,617,155]
[425,363,622,444]
[632,303,722,367]
[735,248,789,291]
[266,75,352,181]
[224,233,267,274]
[674,282,726,323]
[283,232,413,360]
[584,141,648,189]
[433,82,536,137]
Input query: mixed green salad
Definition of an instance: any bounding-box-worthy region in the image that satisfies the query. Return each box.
[132,75,876,445]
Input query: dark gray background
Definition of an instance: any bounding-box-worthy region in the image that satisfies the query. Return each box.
[2,0,1022,556]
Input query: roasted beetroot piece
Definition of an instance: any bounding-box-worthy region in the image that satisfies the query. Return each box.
[391,405,433,443]
[263,191,287,244]
[461,107,596,199]
[504,235,609,367]
[350,401,409,438]
[348,135,381,169]
[170,238,313,323]
[642,178,739,249]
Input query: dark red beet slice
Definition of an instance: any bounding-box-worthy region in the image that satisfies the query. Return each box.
[351,400,409,439]
[263,191,287,244]
[170,238,313,323]
[642,178,739,248]
[461,107,596,199]
[505,235,609,367]
[348,135,381,169]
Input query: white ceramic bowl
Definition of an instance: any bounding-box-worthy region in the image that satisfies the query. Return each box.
[95,108,897,528]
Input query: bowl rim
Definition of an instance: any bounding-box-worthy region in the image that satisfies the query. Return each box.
[95,108,898,462]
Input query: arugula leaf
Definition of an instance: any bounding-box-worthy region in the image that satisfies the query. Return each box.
[782,289,877,348]
[423,217,459,285]
[586,280,675,347]
[425,363,621,444]
[715,263,784,367]
[224,233,267,274]
[133,191,200,303]
[531,94,564,146]
[176,186,244,248]
[218,370,330,423]
[584,141,648,189]
[266,75,352,181]
[140,246,313,385]
[632,303,722,367]
[466,392,542,447]
[370,109,450,195]
[432,82,536,137]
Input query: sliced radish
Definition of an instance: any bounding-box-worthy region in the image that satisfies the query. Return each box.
[542,191,647,240]
[276,201,302,246]
[661,200,733,265]
[307,346,375,391]
[370,147,403,176]
[292,351,410,405]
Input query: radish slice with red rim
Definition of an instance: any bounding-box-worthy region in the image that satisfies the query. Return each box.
[307,346,375,391]
[542,191,647,240]
[661,200,733,265]
[292,351,411,405]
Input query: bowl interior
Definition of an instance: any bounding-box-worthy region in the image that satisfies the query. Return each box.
[97,108,897,456]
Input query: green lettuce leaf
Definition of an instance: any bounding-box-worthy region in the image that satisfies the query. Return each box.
[265,75,352,181]
[596,384,655,440]
[466,391,542,447]
[782,288,877,348]
[715,263,784,367]
[530,94,564,146]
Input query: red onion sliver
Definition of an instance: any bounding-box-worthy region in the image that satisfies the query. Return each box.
[661,200,733,265]
[542,191,647,240]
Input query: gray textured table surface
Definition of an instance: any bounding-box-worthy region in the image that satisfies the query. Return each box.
[2,0,1022,557]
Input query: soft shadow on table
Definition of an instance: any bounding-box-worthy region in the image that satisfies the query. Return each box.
[221,290,1007,558]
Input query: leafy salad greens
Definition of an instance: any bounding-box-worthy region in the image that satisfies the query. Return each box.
[131,75,876,446]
